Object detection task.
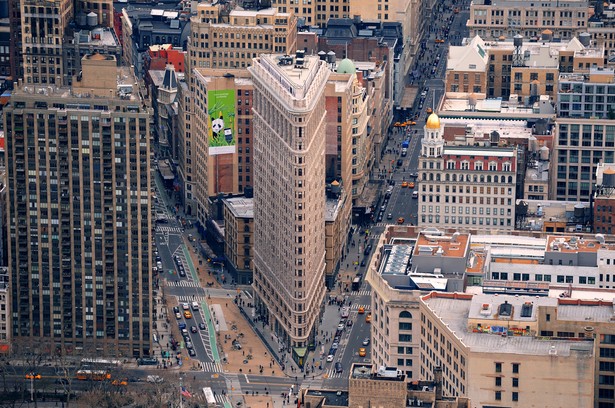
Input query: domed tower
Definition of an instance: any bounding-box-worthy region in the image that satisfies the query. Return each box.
[421,112,444,157]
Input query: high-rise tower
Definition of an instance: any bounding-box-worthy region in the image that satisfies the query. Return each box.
[4,55,153,357]
[249,53,329,352]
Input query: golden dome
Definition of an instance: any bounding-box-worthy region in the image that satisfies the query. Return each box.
[425,112,441,129]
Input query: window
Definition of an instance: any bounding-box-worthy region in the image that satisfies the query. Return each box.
[495,377,502,386]
[512,377,519,387]
[495,362,502,373]
[512,392,519,401]
[512,363,519,373]
[495,391,502,401]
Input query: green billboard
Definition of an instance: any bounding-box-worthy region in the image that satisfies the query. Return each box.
[208,89,236,155]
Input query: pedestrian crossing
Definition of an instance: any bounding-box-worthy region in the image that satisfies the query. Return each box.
[156,225,183,234]
[349,304,370,311]
[201,361,224,373]
[351,290,371,297]
[214,394,230,405]
[166,280,200,288]
[325,367,345,379]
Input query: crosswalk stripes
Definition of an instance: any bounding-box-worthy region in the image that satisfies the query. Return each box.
[166,280,200,288]
[177,295,208,303]
[350,304,370,311]
[201,361,223,373]
[215,394,230,405]
[156,225,183,234]
[351,290,371,296]
[325,368,344,379]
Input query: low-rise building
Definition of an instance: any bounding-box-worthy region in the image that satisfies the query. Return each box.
[223,195,254,285]
[557,67,615,119]
[594,163,615,235]
[63,27,122,85]
[515,199,591,233]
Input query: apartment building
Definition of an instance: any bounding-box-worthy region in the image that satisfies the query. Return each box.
[467,0,591,41]
[420,291,615,407]
[417,113,518,231]
[249,54,329,355]
[552,117,615,201]
[76,0,112,27]
[21,0,73,85]
[4,56,153,357]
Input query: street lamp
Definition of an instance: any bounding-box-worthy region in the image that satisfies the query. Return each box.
[24,373,41,402]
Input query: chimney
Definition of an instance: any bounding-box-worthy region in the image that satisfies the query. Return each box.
[434,366,443,400]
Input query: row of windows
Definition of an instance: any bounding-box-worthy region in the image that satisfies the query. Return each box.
[490,271,597,285]
[422,205,511,215]
[421,215,512,226]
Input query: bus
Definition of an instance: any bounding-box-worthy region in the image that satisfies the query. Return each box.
[352,277,361,291]
[202,387,217,406]
[80,358,122,369]
[76,369,111,381]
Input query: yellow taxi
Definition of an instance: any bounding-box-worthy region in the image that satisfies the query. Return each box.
[358,306,365,314]
[366,313,372,323]
[435,39,445,43]
[426,107,433,114]
[359,348,367,357]
[401,181,409,188]
[408,182,415,188]
[184,310,193,319]
[394,122,402,127]
[112,379,128,386]
[408,121,417,126]
[397,217,405,225]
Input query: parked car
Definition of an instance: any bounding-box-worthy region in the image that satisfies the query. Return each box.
[188,349,197,357]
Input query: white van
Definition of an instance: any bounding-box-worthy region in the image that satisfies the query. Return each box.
[191,301,199,311]
[412,190,418,199]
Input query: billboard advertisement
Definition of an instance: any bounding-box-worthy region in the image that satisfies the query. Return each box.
[208,89,237,156]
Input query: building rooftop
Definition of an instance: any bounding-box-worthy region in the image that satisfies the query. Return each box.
[73,28,120,47]
[350,364,406,382]
[259,54,321,97]
[224,196,254,219]
[546,235,602,254]
[325,197,343,222]
[468,293,557,322]
[524,160,549,183]
[422,292,594,356]
[447,36,489,72]
[304,389,349,406]
[414,230,470,259]
[556,299,615,323]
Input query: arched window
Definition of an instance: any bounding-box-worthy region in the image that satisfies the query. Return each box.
[494,175,499,183]
[436,174,441,181]
[508,176,513,183]
[399,311,412,318]
[445,174,450,181]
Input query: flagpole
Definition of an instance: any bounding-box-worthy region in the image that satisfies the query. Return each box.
[179,374,183,408]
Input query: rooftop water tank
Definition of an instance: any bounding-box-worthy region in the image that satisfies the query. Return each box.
[87,12,98,27]
[539,146,549,161]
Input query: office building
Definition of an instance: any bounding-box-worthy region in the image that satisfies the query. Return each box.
[552,117,615,201]
[20,0,73,85]
[189,3,296,70]
[557,67,615,119]
[75,0,112,27]
[184,3,295,224]
[420,291,615,407]
[4,55,153,357]
[0,267,8,353]
[249,53,329,357]
[63,27,122,86]
[467,0,591,41]
[417,112,518,231]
